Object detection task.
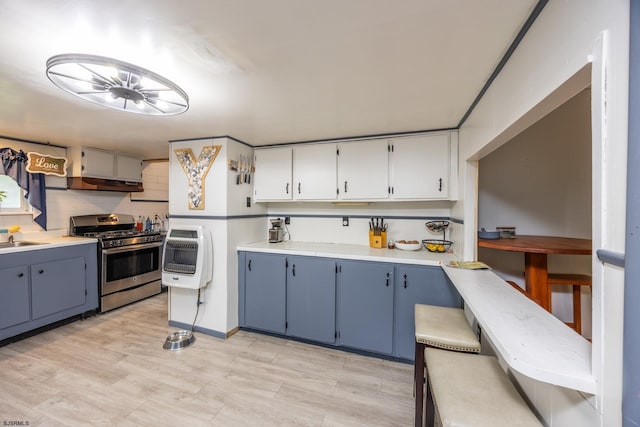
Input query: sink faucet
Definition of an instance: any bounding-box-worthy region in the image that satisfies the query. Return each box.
[8,235,14,244]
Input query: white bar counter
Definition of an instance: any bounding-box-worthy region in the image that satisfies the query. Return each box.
[442,265,596,394]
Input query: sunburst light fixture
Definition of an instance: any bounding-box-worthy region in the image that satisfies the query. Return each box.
[46,54,189,115]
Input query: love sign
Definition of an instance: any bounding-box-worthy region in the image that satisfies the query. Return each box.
[26,152,67,176]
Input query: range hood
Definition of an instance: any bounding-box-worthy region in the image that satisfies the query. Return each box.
[67,177,143,192]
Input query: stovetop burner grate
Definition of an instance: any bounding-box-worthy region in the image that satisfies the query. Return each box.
[70,214,163,248]
[83,230,160,240]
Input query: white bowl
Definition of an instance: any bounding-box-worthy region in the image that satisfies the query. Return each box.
[395,241,422,251]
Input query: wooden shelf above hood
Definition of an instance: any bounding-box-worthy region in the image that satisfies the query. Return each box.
[67,177,144,192]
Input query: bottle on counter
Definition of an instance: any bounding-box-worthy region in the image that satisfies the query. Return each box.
[136,216,143,231]
[145,216,152,232]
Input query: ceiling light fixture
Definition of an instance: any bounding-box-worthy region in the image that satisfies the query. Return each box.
[46,54,189,115]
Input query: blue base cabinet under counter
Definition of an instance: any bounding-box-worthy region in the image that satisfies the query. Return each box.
[0,242,98,342]
[0,265,30,331]
[240,252,336,342]
[31,256,87,320]
[238,250,462,361]
[287,256,336,344]
[337,260,394,355]
[394,265,463,360]
[243,252,287,334]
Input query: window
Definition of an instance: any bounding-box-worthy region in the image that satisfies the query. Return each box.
[0,175,31,213]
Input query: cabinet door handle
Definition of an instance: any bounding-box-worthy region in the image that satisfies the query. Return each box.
[438,178,443,192]
[248,260,252,271]
[286,183,290,194]
[298,182,301,194]
[39,269,44,274]
[403,274,408,288]
[292,264,296,276]
[385,272,390,287]
[344,181,348,193]
[18,272,24,278]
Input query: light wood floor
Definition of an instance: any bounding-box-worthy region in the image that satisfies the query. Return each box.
[0,293,414,426]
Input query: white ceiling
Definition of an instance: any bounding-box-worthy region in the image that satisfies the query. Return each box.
[0,0,538,159]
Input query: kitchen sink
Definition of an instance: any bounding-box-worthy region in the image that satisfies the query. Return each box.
[0,241,48,249]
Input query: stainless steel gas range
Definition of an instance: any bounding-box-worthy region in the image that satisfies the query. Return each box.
[70,214,163,312]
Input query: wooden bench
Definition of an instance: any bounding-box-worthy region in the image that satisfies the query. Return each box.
[414,304,480,427]
[424,347,542,427]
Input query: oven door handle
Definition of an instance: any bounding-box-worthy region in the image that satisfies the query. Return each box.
[102,241,163,255]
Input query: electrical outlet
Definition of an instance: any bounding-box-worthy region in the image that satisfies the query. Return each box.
[246,197,251,208]
[342,216,349,226]
[284,216,290,225]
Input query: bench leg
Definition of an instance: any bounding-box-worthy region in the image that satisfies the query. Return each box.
[415,341,425,427]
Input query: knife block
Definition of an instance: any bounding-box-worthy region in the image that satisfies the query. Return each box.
[369,230,387,249]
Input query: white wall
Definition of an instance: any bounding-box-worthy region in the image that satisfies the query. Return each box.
[168,137,266,335]
[456,1,629,425]
[478,89,592,336]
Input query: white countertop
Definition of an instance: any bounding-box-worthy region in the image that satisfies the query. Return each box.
[442,265,596,394]
[237,240,459,266]
[0,236,97,255]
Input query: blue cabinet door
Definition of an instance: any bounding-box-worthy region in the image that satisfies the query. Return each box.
[395,264,463,360]
[337,260,394,354]
[287,256,336,343]
[31,256,86,320]
[244,252,287,334]
[0,265,30,330]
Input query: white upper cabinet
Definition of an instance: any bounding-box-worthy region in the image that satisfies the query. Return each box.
[293,144,338,200]
[338,139,390,200]
[68,146,142,182]
[252,132,455,203]
[253,147,293,201]
[390,134,450,199]
[115,154,143,182]
[78,147,115,179]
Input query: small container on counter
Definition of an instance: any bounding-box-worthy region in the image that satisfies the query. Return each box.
[496,226,516,238]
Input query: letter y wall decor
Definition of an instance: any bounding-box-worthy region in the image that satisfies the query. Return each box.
[174,145,221,209]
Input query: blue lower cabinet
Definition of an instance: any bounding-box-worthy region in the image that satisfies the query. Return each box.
[286,256,336,344]
[0,243,98,342]
[0,265,30,330]
[31,256,86,320]
[337,260,394,355]
[395,265,463,360]
[239,251,462,360]
[244,252,287,334]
